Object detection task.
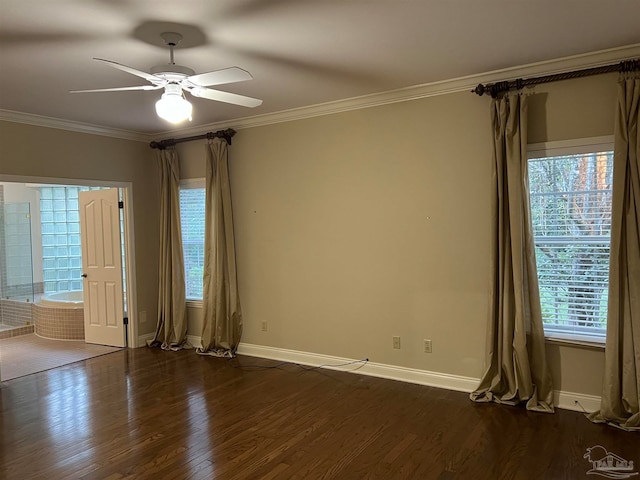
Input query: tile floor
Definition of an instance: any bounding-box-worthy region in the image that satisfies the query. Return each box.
[0,334,122,381]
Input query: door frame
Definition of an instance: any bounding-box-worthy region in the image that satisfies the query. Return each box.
[0,174,139,347]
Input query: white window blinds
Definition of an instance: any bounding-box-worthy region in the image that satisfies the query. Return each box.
[179,182,205,300]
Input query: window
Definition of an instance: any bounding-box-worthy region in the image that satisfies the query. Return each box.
[528,138,614,344]
[39,186,103,293]
[179,179,205,300]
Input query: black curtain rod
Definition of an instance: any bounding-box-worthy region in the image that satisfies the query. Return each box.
[472,58,640,98]
[149,128,236,150]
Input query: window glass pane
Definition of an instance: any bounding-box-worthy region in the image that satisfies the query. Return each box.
[529,151,613,342]
[39,186,111,294]
[42,235,55,246]
[179,185,206,299]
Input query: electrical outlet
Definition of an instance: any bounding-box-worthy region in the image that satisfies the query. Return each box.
[424,339,432,353]
[261,321,268,332]
[392,336,401,349]
[139,311,147,323]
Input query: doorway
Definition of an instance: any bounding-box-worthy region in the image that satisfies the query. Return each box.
[0,177,138,378]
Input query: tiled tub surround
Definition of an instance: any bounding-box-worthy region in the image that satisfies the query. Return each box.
[0,294,85,340]
[33,302,84,340]
[0,323,34,339]
[0,298,35,339]
[0,298,32,327]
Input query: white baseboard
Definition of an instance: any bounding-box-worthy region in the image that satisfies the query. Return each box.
[554,390,601,413]
[237,342,479,393]
[188,339,600,413]
[187,334,203,349]
[136,332,155,348]
[137,333,203,349]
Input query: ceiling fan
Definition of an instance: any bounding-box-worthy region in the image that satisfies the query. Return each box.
[70,32,262,123]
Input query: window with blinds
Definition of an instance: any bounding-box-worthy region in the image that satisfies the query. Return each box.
[528,145,613,343]
[179,180,205,300]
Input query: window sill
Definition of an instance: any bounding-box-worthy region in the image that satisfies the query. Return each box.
[544,335,605,350]
[186,299,203,308]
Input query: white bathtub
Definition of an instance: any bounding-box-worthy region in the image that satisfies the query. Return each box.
[38,290,84,308]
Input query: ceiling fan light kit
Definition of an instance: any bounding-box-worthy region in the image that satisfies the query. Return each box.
[70,32,262,125]
[155,84,193,123]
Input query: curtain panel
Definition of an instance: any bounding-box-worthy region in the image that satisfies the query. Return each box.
[148,148,188,350]
[197,139,243,357]
[589,72,640,431]
[470,93,554,412]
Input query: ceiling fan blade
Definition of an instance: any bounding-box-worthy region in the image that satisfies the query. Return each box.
[189,87,263,108]
[93,58,160,83]
[70,85,163,93]
[187,67,253,87]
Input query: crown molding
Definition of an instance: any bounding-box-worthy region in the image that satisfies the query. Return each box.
[154,43,640,138]
[0,109,149,143]
[3,44,640,141]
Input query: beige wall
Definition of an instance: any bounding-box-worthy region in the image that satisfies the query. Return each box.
[179,73,618,397]
[0,71,617,396]
[0,121,160,338]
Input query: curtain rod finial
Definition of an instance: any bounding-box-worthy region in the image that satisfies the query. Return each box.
[472,84,487,96]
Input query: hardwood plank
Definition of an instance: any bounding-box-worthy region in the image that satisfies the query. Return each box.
[1,347,638,480]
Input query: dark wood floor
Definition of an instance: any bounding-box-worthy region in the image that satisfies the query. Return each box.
[1,348,637,480]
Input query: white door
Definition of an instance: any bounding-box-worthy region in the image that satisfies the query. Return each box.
[79,188,125,347]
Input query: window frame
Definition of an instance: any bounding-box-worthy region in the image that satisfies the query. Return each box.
[527,135,614,347]
[179,178,206,306]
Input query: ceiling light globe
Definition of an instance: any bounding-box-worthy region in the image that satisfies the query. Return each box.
[155,93,192,124]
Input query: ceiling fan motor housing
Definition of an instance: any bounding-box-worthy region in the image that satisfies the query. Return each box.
[150,64,195,79]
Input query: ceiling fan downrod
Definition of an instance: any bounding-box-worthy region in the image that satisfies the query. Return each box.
[160,32,183,65]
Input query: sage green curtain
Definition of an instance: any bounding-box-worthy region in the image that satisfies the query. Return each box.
[589,72,640,431]
[196,139,243,357]
[470,92,554,412]
[148,148,188,350]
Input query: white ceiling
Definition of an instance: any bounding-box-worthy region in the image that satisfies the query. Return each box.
[1,0,639,136]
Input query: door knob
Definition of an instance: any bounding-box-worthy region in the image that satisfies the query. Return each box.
[81,274,88,278]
